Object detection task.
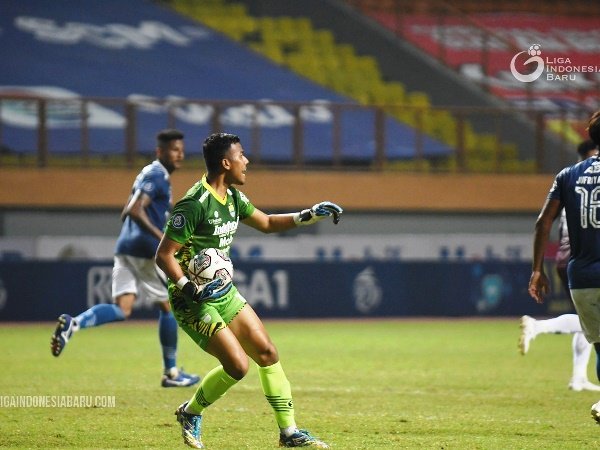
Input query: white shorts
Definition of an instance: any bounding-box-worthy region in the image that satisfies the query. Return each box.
[112,254,168,304]
[570,288,600,344]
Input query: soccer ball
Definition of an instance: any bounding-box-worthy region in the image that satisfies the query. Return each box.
[187,248,234,288]
[528,44,541,56]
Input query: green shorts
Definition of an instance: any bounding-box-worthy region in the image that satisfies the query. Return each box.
[169,284,247,350]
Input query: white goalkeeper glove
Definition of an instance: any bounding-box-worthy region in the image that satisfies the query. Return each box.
[293,201,343,226]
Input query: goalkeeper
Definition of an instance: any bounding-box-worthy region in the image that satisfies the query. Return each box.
[156,132,342,449]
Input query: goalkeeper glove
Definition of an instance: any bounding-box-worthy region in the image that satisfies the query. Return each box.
[180,278,227,303]
[293,201,343,226]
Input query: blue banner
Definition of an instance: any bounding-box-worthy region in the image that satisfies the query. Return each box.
[0,0,452,161]
[0,260,561,321]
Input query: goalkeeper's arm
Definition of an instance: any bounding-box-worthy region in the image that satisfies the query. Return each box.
[242,201,343,233]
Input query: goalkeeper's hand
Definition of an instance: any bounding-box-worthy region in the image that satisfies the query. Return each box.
[181,278,226,304]
[294,201,343,226]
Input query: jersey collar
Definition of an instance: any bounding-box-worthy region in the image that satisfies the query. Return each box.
[202,175,228,205]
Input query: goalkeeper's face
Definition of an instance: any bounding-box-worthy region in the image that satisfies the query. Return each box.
[223,143,249,185]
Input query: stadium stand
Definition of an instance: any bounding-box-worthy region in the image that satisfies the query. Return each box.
[1,0,592,172]
[168,0,543,173]
[226,0,598,172]
[0,0,457,170]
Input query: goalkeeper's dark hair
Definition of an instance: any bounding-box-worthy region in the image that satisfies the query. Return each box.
[203,133,241,173]
[156,129,184,150]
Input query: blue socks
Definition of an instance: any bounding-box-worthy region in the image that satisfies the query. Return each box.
[75,304,126,328]
[159,310,178,371]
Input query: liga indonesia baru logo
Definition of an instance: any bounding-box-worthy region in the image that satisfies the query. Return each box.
[510,44,544,83]
[510,44,600,83]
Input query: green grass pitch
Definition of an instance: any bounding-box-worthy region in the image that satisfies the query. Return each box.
[1,319,600,449]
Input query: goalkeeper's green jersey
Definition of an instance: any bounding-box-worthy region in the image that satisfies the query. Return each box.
[164,175,255,276]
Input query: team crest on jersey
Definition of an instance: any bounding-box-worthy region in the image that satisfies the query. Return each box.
[171,213,185,229]
[142,181,154,193]
[228,202,235,217]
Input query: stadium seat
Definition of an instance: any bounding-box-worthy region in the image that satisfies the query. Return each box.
[169,0,518,172]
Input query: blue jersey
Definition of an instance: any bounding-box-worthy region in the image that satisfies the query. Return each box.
[115,160,172,259]
[549,155,600,288]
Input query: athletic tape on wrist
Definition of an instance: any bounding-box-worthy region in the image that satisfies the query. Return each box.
[292,212,302,226]
[176,276,190,290]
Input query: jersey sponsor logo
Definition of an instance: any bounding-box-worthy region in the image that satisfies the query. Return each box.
[171,213,185,229]
[219,235,234,248]
[208,211,221,224]
[213,220,238,235]
[584,163,600,174]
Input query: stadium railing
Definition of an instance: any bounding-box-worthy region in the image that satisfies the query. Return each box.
[0,94,591,173]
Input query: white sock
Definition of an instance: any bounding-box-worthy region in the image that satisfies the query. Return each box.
[281,425,299,437]
[572,332,593,382]
[534,314,582,335]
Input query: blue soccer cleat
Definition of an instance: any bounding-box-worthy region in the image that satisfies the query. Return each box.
[51,314,77,357]
[279,429,330,448]
[175,401,204,448]
[162,367,201,388]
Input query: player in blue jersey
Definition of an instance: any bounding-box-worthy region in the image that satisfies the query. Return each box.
[51,129,200,388]
[528,111,600,422]
[520,140,600,392]
[156,133,342,448]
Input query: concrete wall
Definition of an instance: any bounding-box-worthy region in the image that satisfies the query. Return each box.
[0,167,548,237]
[2,167,552,211]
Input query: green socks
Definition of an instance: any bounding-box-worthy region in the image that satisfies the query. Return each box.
[184,360,296,431]
[185,365,239,415]
[258,361,296,429]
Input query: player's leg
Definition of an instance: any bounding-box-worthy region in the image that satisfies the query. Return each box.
[157,300,200,387]
[594,343,600,385]
[570,289,600,370]
[175,329,244,449]
[137,259,200,387]
[229,303,329,448]
[591,342,600,423]
[569,332,600,391]
[176,326,246,448]
[569,288,600,423]
[50,256,131,357]
[519,313,582,355]
[171,288,248,448]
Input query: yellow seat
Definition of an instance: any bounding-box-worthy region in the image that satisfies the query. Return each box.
[168,1,527,172]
